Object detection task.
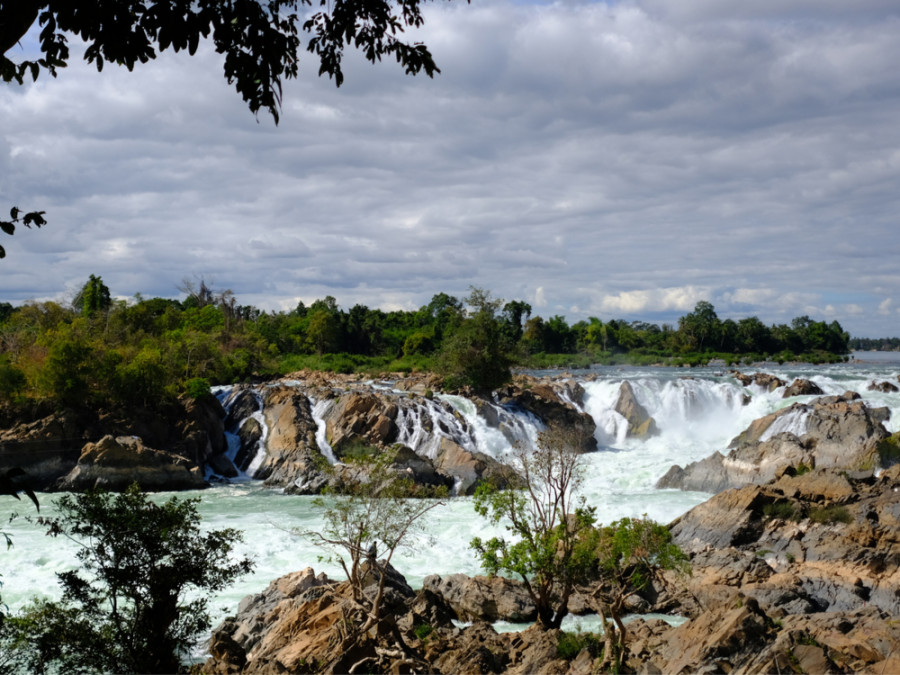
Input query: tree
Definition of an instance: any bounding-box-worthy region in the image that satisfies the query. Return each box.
[302,450,445,651]
[3,484,253,674]
[471,428,598,630]
[72,274,112,316]
[435,287,513,393]
[678,300,721,352]
[588,516,688,673]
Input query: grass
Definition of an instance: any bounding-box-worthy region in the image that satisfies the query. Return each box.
[557,629,603,661]
[808,505,852,525]
[763,501,799,521]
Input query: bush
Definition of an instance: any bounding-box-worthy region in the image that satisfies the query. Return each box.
[763,501,798,521]
[557,629,602,660]
[184,376,211,399]
[809,505,852,525]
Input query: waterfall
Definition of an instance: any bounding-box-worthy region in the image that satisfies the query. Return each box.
[311,398,339,465]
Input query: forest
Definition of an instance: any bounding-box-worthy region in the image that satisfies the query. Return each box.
[0,276,851,409]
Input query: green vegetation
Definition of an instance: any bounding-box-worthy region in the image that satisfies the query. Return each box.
[557,628,603,661]
[808,505,852,525]
[471,428,599,630]
[763,501,799,522]
[591,516,689,673]
[0,484,252,674]
[0,280,852,414]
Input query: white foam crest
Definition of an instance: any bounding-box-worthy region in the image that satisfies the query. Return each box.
[440,395,543,461]
[395,397,475,460]
[310,398,339,465]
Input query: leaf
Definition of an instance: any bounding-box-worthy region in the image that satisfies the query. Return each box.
[9,207,19,220]
[0,245,5,259]
[0,221,14,236]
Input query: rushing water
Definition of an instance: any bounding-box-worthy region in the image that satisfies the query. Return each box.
[2,359,899,645]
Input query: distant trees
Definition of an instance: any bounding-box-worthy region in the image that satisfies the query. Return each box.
[435,288,514,393]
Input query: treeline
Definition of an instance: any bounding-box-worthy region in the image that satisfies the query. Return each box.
[0,278,850,408]
[848,337,900,351]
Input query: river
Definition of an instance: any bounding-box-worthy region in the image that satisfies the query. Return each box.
[2,358,899,645]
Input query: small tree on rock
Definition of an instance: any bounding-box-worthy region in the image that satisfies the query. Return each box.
[589,515,689,673]
[302,450,446,651]
[471,428,598,629]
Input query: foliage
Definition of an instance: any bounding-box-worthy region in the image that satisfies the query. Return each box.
[808,505,852,525]
[436,287,514,393]
[557,628,603,661]
[0,1,454,123]
[0,207,46,259]
[763,501,799,522]
[2,484,253,674]
[302,449,445,647]
[590,515,689,673]
[184,376,211,399]
[471,428,598,629]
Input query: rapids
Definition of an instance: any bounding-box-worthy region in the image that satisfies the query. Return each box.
[2,357,899,646]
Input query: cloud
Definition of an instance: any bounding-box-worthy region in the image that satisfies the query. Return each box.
[2,0,900,336]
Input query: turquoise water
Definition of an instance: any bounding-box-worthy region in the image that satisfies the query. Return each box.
[1,360,897,646]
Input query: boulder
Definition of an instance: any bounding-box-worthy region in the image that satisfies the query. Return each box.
[323,391,399,453]
[55,435,206,491]
[423,573,537,622]
[253,386,326,490]
[783,378,824,398]
[499,376,597,452]
[613,381,659,438]
[867,380,899,393]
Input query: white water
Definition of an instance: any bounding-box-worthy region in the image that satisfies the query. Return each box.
[3,360,899,646]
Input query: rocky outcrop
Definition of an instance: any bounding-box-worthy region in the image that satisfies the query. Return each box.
[54,435,206,491]
[669,466,900,618]
[253,386,325,492]
[868,380,899,393]
[613,380,659,438]
[499,376,597,453]
[657,392,891,493]
[423,573,537,622]
[731,370,787,392]
[783,378,824,398]
[323,392,399,452]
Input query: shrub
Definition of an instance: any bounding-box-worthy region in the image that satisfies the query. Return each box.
[809,505,852,525]
[184,376,211,399]
[557,629,602,661]
[763,501,798,521]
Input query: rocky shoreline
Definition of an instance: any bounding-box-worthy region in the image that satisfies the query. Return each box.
[4,369,900,672]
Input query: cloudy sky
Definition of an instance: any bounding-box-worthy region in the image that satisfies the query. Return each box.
[2,0,900,337]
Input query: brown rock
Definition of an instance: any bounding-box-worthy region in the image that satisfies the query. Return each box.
[55,434,206,491]
[613,381,659,438]
[783,378,824,398]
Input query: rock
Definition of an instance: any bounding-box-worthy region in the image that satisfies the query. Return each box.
[499,376,597,453]
[222,387,261,431]
[207,453,239,478]
[783,378,824,398]
[867,380,899,393]
[234,417,262,471]
[252,386,325,490]
[432,439,514,495]
[613,381,659,438]
[323,392,399,452]
[55,435,206,491]
[424,573,537,622]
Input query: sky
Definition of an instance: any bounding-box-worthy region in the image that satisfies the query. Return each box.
[2,0,900,337]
